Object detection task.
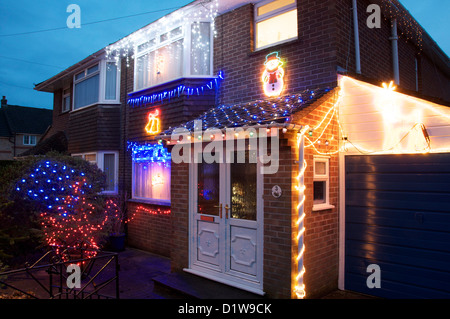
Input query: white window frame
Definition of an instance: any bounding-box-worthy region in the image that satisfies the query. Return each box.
[254,0,298,51]
[312,155,334,211]
[72,151,119,194]
[62,87,71,113]
[72,60,120,112]
[131,160,171,206]
[133,20,214,93]
[23,135,37,146]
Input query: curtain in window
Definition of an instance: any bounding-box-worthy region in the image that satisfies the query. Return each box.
[136,40,184,90]
[105,63,117,100]
[74,74,99,109]
[191,22,211,76]
[133,162,171,201]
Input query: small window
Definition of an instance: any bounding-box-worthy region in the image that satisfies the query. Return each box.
[313,156,333,210]
[254,0,298,50]
[62,88,71,113]
[23,135,36,146]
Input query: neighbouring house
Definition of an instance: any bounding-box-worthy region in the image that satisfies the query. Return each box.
[34,49,122,194]
[0,96,52,160]
[35,0,450,299]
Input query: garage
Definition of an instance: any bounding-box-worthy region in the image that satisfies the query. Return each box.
[344,153,450,298]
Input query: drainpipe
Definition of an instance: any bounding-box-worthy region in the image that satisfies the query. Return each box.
[391,19,400,85]
[352,0,361,74]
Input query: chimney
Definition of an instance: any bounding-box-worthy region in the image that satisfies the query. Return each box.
[1,96,7,108]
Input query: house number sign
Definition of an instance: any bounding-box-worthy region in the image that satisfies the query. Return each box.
[272,185,282,198]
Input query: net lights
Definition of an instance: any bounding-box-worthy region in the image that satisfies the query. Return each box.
[15,160,92,210]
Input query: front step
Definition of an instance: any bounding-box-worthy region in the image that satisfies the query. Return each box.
[153,272,265,299]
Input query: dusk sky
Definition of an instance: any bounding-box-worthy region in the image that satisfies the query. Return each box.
[0,0,448,109]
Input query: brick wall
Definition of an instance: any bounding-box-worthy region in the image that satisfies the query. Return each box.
[126,201,172,257]
[335,0,450,102]
[169,160,190,271]
[290,91,340,299]
[214,2,339,106]
[43,87,70,140]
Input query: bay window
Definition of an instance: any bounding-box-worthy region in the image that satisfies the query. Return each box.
[134,21,212,91]
[255,0,298,50]
[73,60,120,110]
[72,151,119,194]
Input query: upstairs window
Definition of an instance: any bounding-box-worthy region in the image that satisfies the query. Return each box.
[135,22,212,91]
[23,135,36,146]
[254,0,298,50]
[73,61,120,110]
[74,65,100,110]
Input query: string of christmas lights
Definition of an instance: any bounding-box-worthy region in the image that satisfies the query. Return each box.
[381,0,423,52]
[125,205,171,225]
[105,0,219,67]
[293,125,309,299]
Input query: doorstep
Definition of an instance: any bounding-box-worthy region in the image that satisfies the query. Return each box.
[152,271,265,299]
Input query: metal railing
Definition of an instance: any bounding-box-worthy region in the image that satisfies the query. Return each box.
[0,247,120,299]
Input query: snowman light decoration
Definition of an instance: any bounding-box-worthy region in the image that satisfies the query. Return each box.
[262,52,285,97]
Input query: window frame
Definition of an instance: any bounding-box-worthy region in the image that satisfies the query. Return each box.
[312,156,334,211]
[71,151,119,194]
[23,135,37,146]
[62,87,71,113]
[133,20,214,93]
[254,0,298,51]
[72,60,120,112]
[131,159,171,206]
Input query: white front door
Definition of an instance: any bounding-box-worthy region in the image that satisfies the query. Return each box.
[187,145,264,295]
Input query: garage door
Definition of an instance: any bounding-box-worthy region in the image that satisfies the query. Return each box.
[345,154,450,299]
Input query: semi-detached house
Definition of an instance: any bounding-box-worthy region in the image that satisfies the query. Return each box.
[35,0,450,299]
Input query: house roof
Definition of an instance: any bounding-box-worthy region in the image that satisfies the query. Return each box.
[0,104,52,137]
[159,87,335,137]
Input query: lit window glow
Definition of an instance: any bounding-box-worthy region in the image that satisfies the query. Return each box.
[256,9,298,49]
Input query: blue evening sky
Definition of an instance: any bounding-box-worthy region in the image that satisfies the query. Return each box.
[0,0,448,109]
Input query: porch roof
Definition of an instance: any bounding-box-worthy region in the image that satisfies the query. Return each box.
[159,87,335,137]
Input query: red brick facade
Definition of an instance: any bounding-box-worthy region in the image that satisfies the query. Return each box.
[124,0,448,299]
[37,0,449,299]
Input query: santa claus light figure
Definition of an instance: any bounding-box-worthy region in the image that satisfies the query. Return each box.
[262,52,285,97]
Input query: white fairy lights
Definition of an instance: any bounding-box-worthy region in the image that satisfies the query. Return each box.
[105,0,219,69]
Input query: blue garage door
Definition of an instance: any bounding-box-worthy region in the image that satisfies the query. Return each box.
[345,154,450,299]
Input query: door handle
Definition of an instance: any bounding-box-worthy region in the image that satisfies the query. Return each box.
[225,204,230,219]
[214,204,222,218]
